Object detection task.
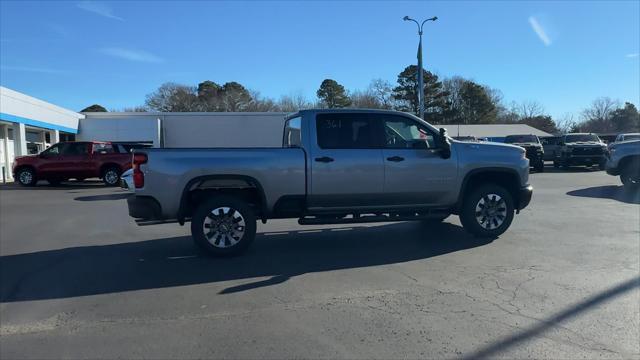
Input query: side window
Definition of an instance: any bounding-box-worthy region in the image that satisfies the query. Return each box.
[316,114,379,149]
[61,143,88,155]
[42,143,62,155]
[383,116,435,149]
[283,117,301,147]
[93,143,115,154]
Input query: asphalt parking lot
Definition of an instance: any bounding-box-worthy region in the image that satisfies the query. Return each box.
[1,166,639,359]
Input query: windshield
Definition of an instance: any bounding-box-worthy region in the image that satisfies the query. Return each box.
[504,135,538,144]
[565,134,600,143]
[622,134,640,141]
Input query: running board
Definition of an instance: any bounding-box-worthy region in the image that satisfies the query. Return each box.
[135,219,180,226]
[298,211,449,225]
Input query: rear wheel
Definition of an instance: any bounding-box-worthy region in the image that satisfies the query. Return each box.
[191,196,256,256]
[102,167,121,186]
[16,168,37,186]
[460,184,515,238]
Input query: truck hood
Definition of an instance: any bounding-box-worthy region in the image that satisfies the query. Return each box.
[14,154,37,161]
[508,142,541,148]
[452,140,523,152]
[565,142,604,147]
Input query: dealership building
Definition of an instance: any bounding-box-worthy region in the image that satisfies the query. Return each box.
[0,86,551,182]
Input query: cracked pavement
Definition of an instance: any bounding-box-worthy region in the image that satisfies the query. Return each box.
[1,168,639,359]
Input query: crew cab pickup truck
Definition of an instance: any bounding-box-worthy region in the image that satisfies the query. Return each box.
[127,109,533,256]
[13,141,132,186]
[553,133,608,170]
[606,139,640,190]
[503,134,545,172]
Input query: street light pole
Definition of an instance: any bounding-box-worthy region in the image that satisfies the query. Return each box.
[403,16,437,120]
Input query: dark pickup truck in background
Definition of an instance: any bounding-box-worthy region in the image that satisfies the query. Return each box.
[553,133,608,170]
[504,134,545,172]
[12,141,133,186]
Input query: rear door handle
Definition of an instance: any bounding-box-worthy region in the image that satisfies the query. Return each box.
[315,156,334,163]
[386,156,405,162]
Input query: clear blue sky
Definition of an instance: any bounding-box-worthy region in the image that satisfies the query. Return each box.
[1,1,638,120]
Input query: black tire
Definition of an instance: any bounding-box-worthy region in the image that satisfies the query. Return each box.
[553,161,559,169]
[620,160,640,191]
[460,184,515,238]
[102,167,121,186]
[191,196,257,257]
[535,161,544,173]
[16,168,37,186]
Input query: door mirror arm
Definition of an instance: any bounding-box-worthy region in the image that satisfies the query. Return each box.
[437,128,451,159]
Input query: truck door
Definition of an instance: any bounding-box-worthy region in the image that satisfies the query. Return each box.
[377,114,457,206]
[37,143,65,176]
[58,142,92,179]
[307,113,385,210]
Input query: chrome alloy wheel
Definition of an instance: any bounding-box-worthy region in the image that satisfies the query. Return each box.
[202,207,246,248]
[19,170,33,185]
[475,194,508,230]
[104,170,119,185]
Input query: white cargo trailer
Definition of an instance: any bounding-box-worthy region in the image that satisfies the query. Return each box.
[78,112,289,148]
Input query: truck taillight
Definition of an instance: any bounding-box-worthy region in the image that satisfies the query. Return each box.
[132,153,147,188]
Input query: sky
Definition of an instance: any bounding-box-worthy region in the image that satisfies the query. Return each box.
[1,0,638,121]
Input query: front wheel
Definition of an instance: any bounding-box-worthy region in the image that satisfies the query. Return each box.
[460,184,515,238]
[16,168,37,186]
[191,196,257,256]
[620,160,640,191]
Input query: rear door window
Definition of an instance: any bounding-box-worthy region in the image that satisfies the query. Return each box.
[61,143,88,155]
[316,113,380,149]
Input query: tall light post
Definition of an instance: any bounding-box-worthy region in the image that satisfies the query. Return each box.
[403,15,437,120]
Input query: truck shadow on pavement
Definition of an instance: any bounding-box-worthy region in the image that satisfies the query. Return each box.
[0,180,107,191]
[0,222,491,302]
[566,185,640,204]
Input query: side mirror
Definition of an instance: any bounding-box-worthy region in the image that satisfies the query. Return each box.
[437,128,451,159]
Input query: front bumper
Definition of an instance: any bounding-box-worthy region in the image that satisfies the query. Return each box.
[127,196,162,220]
[517,185,533,211]
[562,154,606,165]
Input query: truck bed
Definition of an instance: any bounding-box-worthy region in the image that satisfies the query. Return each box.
[135,148,306,218]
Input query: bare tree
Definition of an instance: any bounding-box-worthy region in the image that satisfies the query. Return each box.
[519,100,545,119]
[581,97,620,122]
[278,91,312,112]
[145,83,201,112]
[556,113,577,134]
[368,79,393,109]
[349,89,384,109]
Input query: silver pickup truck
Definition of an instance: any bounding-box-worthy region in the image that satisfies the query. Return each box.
[127,109,533,256]
[605,139,640,190]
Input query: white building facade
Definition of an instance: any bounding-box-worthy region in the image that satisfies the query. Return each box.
[0,86,83,182]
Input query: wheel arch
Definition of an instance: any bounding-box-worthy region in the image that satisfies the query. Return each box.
[99,163,122,177]
[457,168,523,212]
[177,174,268,225]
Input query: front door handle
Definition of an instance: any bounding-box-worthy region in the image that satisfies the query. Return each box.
[386,156,405,162]
[315,156,334,163]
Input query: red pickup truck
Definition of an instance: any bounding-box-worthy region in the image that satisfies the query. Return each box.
[12,141,133,186]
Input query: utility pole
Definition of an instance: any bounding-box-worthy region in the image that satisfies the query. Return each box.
[403,15,437,120]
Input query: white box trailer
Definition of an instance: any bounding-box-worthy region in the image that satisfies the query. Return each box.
[78,112,289,148]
